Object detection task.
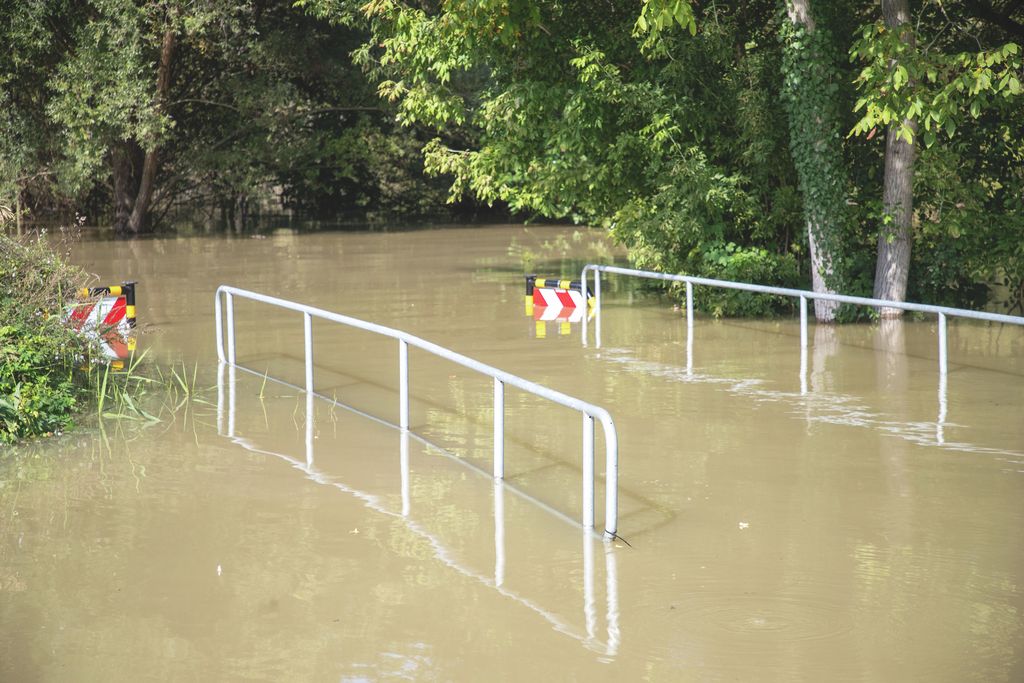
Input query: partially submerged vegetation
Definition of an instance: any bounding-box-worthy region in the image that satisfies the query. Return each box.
[0,232,192,444]
[0,232,88,442]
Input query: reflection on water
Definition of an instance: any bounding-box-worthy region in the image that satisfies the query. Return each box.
[217,361,622,657]
[1,225,1023,680]
[599,345,1024,462]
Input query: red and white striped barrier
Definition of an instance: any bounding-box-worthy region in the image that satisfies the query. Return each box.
[535,303,586,323]
[533,286,589,310]
[66,295,130,334]
[525,276,593,337]
[66,283,137,335]
[65,283,138,364]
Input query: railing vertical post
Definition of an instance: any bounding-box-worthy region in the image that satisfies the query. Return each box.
[937,369,948,446]
[493,378,505,479]
[215,290,225,362]
[305,392,314,470]
[800,296,808,350]
[583,530,596,641]
[581,267,589,347]
[595,270,602,349]
[799,295,808,394]
[686,281,694,375]
[603,420,618,539]
[225,291,236,364]
[582,413,595,529]
[494,480,505,588]
[228,364,236,438]
[303,311,313,394]
[401,430,410,516]
[800,346,808,396]
[604,542,621,656]
[937,311,948,445]
[216,361,225,434]
[938,312,948,377]
[399,339,409,430]
[685,281,694,330]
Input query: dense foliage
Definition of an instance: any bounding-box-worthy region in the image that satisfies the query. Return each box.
[0,0,453,232]
[0,233,88,442]
[305,0,1022,316]
[2,1,1022,315]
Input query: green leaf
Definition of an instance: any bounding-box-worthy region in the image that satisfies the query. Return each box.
[893,65,907,90]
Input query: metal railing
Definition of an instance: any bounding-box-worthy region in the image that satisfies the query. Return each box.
[215,285,621,538]
[581,264,1024,378]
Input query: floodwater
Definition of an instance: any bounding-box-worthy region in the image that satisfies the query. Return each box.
[2,225,1023,681]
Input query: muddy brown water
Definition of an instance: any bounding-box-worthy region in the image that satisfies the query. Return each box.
[2,225,1023,681]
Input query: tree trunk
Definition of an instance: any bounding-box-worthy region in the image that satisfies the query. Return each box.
[111,144,137,233]
[233,194,248,233]
[807,225,838,321]
[873,0,916,317]
[126,28,176,234]
[787,0,815,31]
[784,0,844,322]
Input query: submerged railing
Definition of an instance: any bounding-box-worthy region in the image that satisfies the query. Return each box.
[580,265,1024,444]
[215,285,621,538]
[582,264,1024,375]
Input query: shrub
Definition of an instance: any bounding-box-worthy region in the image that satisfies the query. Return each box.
[0,233,89,443]
[695,242,801,317]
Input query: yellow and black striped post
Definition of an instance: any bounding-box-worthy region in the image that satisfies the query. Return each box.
[77,281,137,328]
[123,281,137,328]
[524,275,595,306]
[525,274,536,316]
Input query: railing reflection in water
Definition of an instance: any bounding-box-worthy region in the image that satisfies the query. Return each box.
[216,362,621,656]
[582,264,1024,448]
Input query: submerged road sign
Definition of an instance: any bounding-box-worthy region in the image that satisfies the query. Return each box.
[65,281,138,365]
[525,275,593,337]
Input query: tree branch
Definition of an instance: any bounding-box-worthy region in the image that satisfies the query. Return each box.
[961,0,1024,41]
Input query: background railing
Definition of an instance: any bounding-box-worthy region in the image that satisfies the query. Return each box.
[580,264,1024,445]
[215,285,621,538]
[582,264,1024,377]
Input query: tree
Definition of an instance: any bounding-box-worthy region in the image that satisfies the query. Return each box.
[0,0,449,232]
[872,0,916,315]
[850,0,1024,313]
[348,0,1023,315]
[323,1,806,315]
[781,0,850,321]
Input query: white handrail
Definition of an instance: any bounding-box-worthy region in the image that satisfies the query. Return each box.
[215,285,621,538]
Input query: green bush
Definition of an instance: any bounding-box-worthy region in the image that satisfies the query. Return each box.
[0,233,89,443]
[696,242,801,317]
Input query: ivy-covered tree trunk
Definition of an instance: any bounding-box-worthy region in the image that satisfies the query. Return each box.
[782,0,847,322]
[873,0,916,316]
